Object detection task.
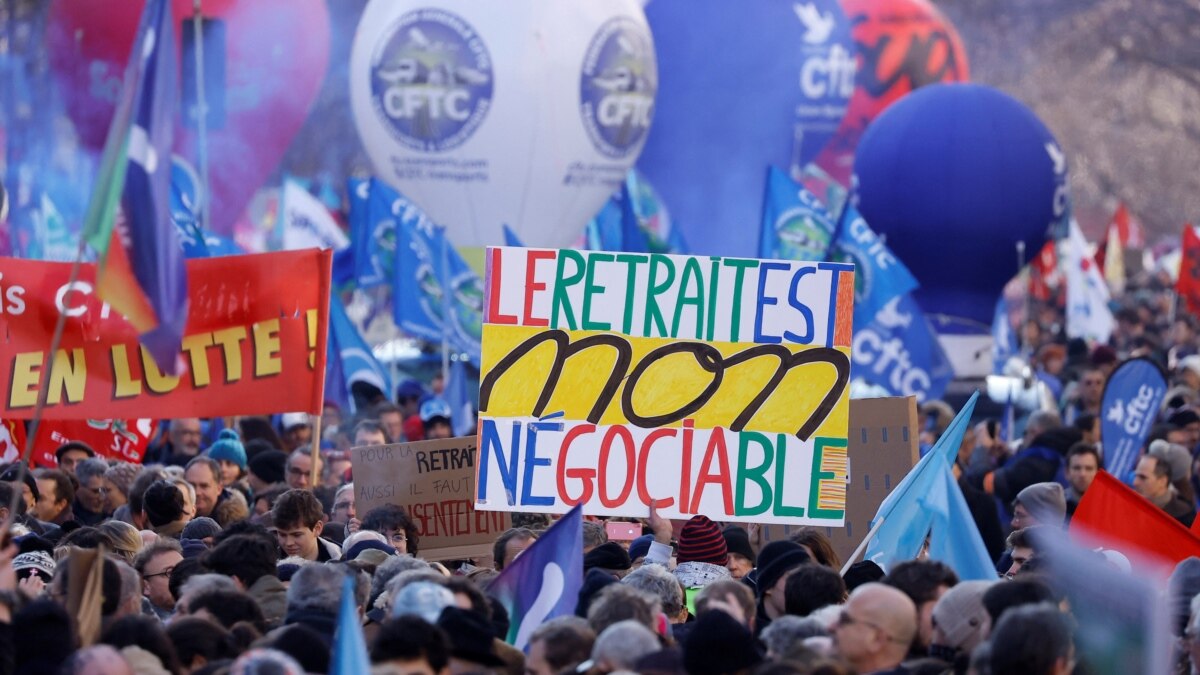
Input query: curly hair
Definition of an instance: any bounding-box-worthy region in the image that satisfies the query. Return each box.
[360,504,420,556]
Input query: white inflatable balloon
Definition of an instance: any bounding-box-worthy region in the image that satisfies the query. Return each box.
[350,1,657,248]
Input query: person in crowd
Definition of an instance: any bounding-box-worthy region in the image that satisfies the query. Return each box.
[492,527,537,570]
[784,563,847,618]
[928,580,995,668]
[133,539,184,621]
[142,480,192,538]
[33,467,76,526]
[184,456,235,520]
[831,583,918,675]
[102,462,139,517]
[1134,451,1197,526]
[987,604,1076,675]
[375,403,407,443]
[882,560,958,656]
[1148,438,1197,505]
[247,449,288,495]
[673,515,733,611]
[163,418,205,466]
[623,562,687,625]
[1063,442,1101,516]
[1062,367,1106,425]
[206,428,248,488]
[1010,482,1067,531]
[204,533,289,628]
[328,482,357,543]
[354,420,390,448]
[788,527,842,570]
[371,615,452,673]
[77,458,117,524]
[55,441,96,476]
[279,414,313,453]
[420,399,455,441]
[284,449,321,492]
[722,525,756,579]
[526,616,595,675]
[272,489,341,561]
[753,541,813,629]
[361,503,421,556]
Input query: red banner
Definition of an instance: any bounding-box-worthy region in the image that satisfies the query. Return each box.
[0,420,25,464]
[30,419,158,467]
[0,250,331,419]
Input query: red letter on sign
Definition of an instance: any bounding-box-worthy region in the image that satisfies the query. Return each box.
[487,248,518,325]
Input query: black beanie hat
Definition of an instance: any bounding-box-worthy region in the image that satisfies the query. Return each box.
[584,541,632,572]
[722,526,756,565]
[754,541,810,599]
[143,480,185,527]
[248,450,288,485]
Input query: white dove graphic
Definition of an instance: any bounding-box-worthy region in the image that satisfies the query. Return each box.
[795,3,835,45]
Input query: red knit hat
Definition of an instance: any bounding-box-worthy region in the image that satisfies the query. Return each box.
[677,515,729,565]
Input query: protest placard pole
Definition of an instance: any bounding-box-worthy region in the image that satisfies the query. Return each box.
[840,517,885,576]
[310,414,323,487]
[1,227,90,536]
[191,0,210,233]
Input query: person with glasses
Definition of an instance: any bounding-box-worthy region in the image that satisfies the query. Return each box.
[831,583,918,675]
[284,449,322,492]
[134,539,184,621]
[73,457,112,526]
[360,503,420,556]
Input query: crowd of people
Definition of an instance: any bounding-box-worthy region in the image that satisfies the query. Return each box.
[2,266,1200,674]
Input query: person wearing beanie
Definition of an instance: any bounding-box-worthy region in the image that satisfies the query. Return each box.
[1148,438,1196,504]
[628,534,655,566]
[181,516,222,545]
[103,462,140,515]
[1012,482,1067,530]
[584,542,632,577]
[722,526,756,579]
[682,609,763,675]
[673,515,731,612]
[207,429,248,487]
[247,450,288,495]
[929,580,996,665]
[1170,558,1200,637]
[751,541,811,627]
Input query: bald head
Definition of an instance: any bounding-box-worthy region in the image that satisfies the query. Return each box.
[833,583,918,673]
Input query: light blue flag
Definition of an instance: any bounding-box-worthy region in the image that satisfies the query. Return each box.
[346,177,376,285]
[444,358,475,437]
[503,224,524,248]
[925,457,998,581]
[759,165,836,261]
[624,170,688,254]
[991,295,1018,374]
[852,294,954,403]
[330,573,370,675]
[586,199,623,251]
[830,204,918,328]
[392,196,449,344]
[327,293,393,413]
[865,392,979,573]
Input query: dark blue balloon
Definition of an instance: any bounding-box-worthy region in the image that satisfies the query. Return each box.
[637,0,853,257]
[854,83,1066,326]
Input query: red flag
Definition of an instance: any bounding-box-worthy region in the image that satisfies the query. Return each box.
[1071,471,1200,568]
[1112,203,1145,249]
[1176,225,1200,317]
[0,420,25,464]
[1029,240,1059,301]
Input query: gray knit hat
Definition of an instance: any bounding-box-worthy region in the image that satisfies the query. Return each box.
[1015,482,1066,525]
[1148,440,1192,483]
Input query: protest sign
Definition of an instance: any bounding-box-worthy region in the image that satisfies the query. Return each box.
[755,396,918,561]
[29,419,157,467]
[353,436,511,561]
[1101,357,1167,481]
[475,247,854,526]
[0,250,331,419]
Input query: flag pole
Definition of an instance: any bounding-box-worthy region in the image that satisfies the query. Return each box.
[440,230,450,386]
[840,517,885,576]
[191,0,210,233]
[309,414,323,488]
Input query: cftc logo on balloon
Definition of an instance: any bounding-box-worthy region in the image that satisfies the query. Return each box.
[368,9,494,152]
[579,17,657,159]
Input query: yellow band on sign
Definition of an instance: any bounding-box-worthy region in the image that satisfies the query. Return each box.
[479,324,850,440]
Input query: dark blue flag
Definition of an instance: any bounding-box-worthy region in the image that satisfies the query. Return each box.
[1101,358,1168,482]
[853,294,954,403]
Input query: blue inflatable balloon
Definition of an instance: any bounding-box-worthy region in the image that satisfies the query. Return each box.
[637,0,853,257]
[854,83,1067,326]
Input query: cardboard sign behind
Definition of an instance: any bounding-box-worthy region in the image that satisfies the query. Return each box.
[755,396,918,563]
[353,436,511,561]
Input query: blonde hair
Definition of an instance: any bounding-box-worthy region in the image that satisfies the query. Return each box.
[98,520,143,565]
